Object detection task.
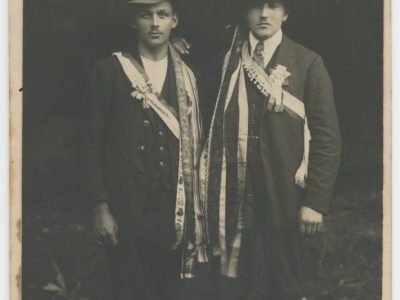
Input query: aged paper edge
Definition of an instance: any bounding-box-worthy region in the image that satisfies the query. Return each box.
[382,0,392,299]
[9,0,23,298]
[8,0,391,299]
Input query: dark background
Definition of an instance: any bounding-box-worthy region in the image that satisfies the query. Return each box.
[22,0,383,299]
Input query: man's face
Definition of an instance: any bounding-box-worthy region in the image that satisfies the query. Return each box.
[246,1,288,41]
[129,1,178,49]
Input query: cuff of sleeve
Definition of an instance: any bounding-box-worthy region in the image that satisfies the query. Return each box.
[302,190,331,216]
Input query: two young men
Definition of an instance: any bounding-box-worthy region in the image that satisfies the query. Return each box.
[81,0,341,299]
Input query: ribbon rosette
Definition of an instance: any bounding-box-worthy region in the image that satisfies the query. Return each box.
[130,80,156,109]
[131,90,145,100]
[268,64,291,112]
[270,65,291,86]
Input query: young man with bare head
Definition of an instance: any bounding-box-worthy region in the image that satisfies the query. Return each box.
[81,0,207,299]
[201,0,341,299]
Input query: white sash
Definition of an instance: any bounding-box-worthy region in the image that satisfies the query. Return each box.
[113,51,207,278]
[241,42,311,187]
[113,52,181,139]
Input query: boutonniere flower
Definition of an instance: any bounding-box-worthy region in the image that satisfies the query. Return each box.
[268,65,291,112]
[131,90,145,100]
[270,64,291,86]
[130,79,157,110]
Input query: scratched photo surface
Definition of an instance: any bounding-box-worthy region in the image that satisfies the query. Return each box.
[22,0,383,299]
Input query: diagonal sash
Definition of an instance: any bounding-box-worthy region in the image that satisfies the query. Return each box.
[200,37,313,278]
[113,52,181,139]
[241,42,311,186]
[241,42,304,117]
[113,50,207,279]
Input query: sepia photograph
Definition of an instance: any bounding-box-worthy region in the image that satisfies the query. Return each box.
[9,0,389,299]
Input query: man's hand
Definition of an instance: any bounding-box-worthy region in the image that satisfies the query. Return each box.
[93,202,119,246]
[298,206,324,235]
[171,37,191,55]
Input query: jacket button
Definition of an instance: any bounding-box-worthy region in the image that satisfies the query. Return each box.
[159,146,164,152]
[177,208,184,216]
[159,161,165,167]
[143,120,150,127]
[137,145,145,151]
[158,131,163,136]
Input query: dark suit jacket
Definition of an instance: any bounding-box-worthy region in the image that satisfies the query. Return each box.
[224,35,341,228]
[79,48,181,231]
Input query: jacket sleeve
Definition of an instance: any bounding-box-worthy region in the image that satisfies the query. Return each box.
[79,60,114,208]
[302,54,342,215]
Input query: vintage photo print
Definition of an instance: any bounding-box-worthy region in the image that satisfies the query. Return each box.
[9,0,391,299]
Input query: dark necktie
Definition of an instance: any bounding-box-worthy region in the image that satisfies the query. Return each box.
[253,41,265,68]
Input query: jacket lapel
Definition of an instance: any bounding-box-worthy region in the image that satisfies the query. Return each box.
[274,35,298,73]
[262,34,297,115]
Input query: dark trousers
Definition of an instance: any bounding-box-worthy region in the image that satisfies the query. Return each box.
[247,228,305,300]
[178,264,218,300]
[212,228,304,300]
[108,245,219,300]
[220,141,305,300]
[107,238,181,300]
[107,183,181,300]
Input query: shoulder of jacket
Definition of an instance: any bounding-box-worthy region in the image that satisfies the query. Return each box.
[284,35,321,63]
[182,57,198,76]
[91,55,122,74]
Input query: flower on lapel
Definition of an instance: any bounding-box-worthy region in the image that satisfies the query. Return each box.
[131,90,145,100]
[131,89,150,109]
[270,64,291,86]
[268,64,291,112]
[130,79,157,109]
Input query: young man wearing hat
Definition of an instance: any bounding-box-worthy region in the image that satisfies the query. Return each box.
[200,0,341,299]
[80,0,208,299]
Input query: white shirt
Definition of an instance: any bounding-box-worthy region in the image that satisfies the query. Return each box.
[140,55,168,93]
[249,29,283,68]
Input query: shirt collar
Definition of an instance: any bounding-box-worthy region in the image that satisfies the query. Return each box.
[249,29,283,54]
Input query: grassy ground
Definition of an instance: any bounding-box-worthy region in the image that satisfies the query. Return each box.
[21,114,382,300]
[22,174,382,300]
[302,186,382,299]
